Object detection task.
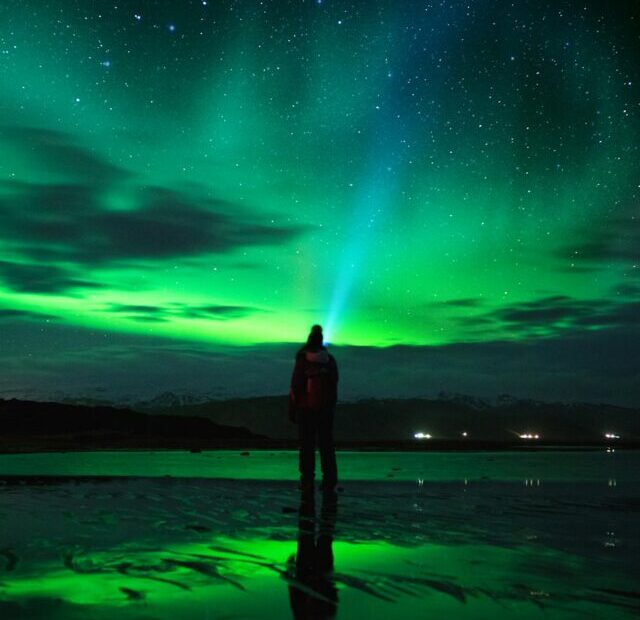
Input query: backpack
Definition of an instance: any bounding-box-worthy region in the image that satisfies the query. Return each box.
[303,351,335,410]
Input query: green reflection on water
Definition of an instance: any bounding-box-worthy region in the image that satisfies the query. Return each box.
[1,456,638,619]
[1,522,637,619]
[0,450,637,483]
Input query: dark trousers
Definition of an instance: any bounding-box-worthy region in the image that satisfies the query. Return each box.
[298,408,338,486]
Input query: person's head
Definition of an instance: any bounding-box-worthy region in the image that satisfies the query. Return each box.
[306,324,324,349]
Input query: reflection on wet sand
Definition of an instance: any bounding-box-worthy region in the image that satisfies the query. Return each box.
[0,476,638,619]
[287,491,338,619]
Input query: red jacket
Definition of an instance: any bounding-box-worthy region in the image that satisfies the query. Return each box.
[289,347,338,417]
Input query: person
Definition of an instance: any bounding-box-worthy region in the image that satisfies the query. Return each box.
[289,324,338,492]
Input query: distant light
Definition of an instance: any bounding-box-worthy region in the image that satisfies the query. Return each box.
[461,431,468,438]
[604,433,620,440]
[168,23,176,32]
[519,433,540,440]
[414,432,432,440]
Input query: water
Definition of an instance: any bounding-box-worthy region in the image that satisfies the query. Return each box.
[0,449,636,482]
[0,451,638,619]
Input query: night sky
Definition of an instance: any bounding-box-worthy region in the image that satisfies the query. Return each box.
[0,1,638,405]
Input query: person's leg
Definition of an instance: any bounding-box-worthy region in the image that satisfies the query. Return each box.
[318,408,338,490]
[298,411,316,488]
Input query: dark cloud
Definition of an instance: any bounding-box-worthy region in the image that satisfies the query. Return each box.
[495,295,594,327]
[0,320,638,407]
[105,302,264,322]
[123,315,168,324]
[0,260,102,294]
[0,125,310,295]
[455,315,495,326]
[110,304,165,314]
[0,180,309,270]
[611,282,640,298]
[574,301,640,328]
[0,126,130,183]
[0,308,58,321]
[556,215,640,266]
[107,304,169,323]
[180,305,263,320]
[436,297,484,308]
[455,294,640,336]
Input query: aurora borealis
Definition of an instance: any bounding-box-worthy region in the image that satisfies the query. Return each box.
[0,1,638,404]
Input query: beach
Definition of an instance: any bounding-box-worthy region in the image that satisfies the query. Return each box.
[0,450,638,619]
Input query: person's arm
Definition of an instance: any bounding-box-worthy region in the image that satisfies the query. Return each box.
[289,354,305,422]
[329,355,338,407]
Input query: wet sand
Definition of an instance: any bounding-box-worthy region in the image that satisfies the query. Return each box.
[0,452,638,619]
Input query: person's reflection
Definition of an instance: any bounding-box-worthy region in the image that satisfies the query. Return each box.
[287,491,338,619]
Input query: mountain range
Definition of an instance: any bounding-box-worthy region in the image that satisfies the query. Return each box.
[122,391,640,442]
[0,398,258,452]
[1,392,637,450]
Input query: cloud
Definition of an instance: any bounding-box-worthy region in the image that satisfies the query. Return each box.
[452,294,640,338]
[0,260,103,294]
[0,126,311,294]
[435,297,484,308]
[497,296,640,331]
[179,305,263,320]
[105,302,265,322]
[494,295,595,328]
[0,320,638,406]
[0,181,309,269]
[575,301,640,328]
[107,304,169,323]
[0,126,130,183]
[0,308,58,321]
[610,282,640,298]
[555,214,640,266]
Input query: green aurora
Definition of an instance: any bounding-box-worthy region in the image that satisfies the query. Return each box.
[0,0,638,400]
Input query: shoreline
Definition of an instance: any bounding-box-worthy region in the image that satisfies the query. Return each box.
[0,438,638,455]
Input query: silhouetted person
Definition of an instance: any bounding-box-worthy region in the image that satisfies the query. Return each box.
[287,490,338,619]
[289,325,338,492]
